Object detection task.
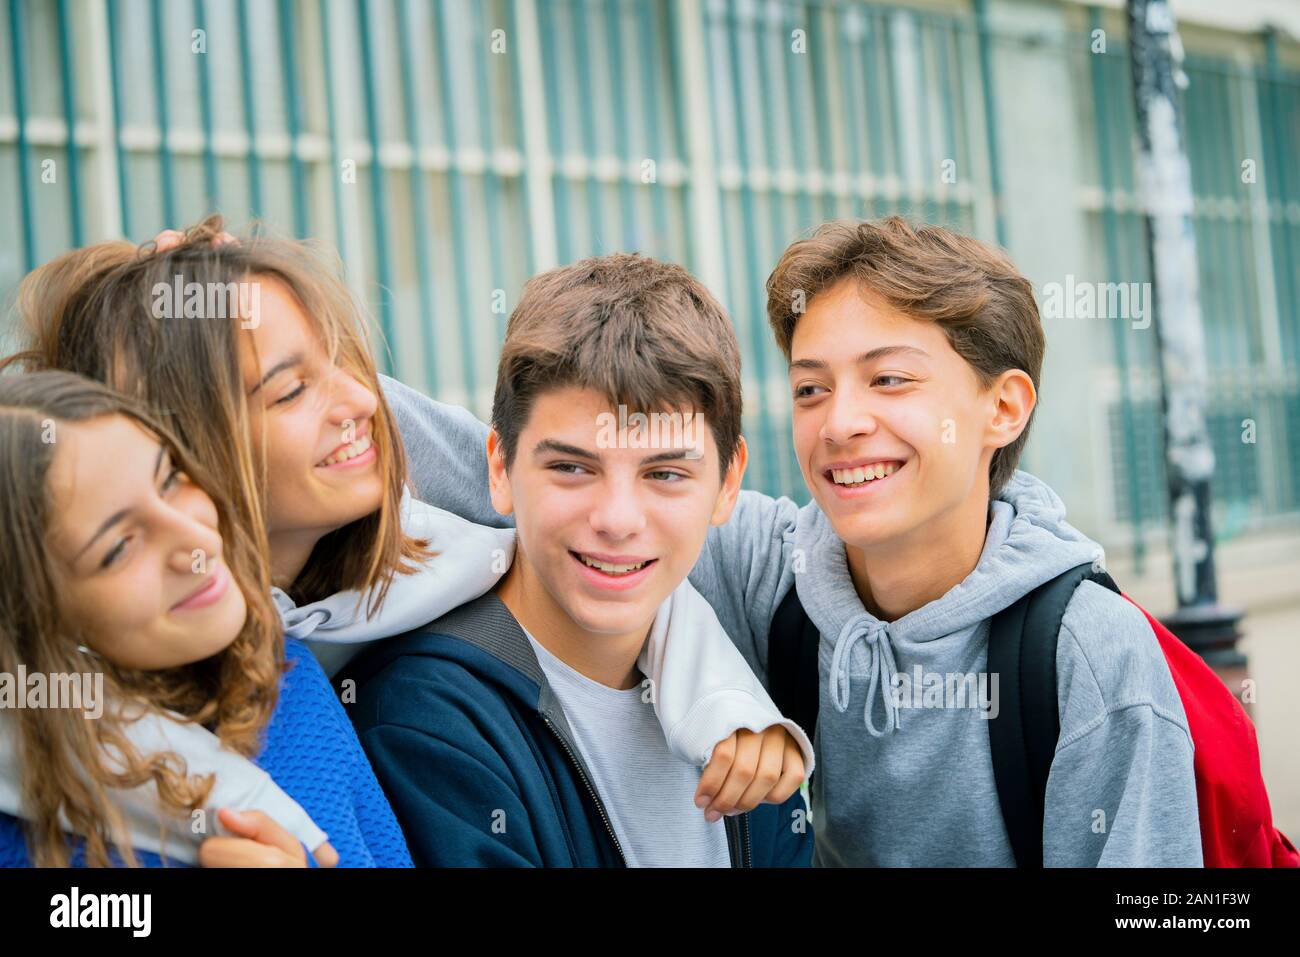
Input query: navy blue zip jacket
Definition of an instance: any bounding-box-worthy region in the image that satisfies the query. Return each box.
[341,593,813,867]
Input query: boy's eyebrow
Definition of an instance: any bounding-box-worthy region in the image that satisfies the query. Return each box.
[76,444,166,561]
[639,449,701,465]
[533,440,700,465]
[533,439,598,460]
[789,345,930,371]
[250,353,303,395]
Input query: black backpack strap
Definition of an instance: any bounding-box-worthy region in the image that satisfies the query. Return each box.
[767,583,821,748]
[987,562,1120,867]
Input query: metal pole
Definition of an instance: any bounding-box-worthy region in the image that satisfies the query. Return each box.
[1127,0,1244,669]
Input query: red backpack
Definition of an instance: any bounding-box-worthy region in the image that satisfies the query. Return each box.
[1129,598,1299,867]
[768,563,1300,867]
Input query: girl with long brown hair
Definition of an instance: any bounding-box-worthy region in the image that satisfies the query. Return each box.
[0,370,408,866]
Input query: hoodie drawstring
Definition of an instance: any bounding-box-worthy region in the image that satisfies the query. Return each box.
[271,587,332,639]
[829,616,900,737]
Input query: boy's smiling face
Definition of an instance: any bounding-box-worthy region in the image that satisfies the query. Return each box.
[789,277,1032,552]
[488,385,745,645]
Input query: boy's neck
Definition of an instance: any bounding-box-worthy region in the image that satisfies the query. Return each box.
[843,490,992,622]
[494,551,648,691]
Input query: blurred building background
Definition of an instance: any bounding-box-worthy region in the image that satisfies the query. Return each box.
[1,0,1298,832]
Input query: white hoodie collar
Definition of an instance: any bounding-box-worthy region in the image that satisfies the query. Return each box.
[274,490,517,676]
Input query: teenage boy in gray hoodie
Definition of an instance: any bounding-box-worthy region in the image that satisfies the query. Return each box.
[386,217,1202,867]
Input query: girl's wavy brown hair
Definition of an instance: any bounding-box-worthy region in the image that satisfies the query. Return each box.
[0,369,281,866]
[10,214,428,618]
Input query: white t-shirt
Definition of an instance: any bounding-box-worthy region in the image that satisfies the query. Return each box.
[523,630,732,867]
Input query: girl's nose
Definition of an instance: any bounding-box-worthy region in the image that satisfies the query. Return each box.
[162,503,224,577]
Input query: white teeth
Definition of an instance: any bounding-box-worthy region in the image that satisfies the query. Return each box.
[830,462,899,486]
[320,434,372,466]
[579,554,650,576]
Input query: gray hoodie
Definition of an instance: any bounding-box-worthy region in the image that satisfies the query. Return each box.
[385,377,1203,868]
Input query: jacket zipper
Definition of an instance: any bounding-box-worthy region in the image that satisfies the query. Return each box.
[542,715,627,865]
[741,810,751,867]
[723,812,753,868]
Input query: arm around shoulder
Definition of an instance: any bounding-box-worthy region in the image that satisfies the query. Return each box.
[380,374,511,529]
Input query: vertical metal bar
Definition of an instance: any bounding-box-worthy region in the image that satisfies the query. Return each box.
[754,6,790,252]
[674,0,725,297]
[933,17,958,227]
[837,7,865,219]
[1089,8,1145,568]
[749,0,788,494]
[397,0,440,393]
[1221,70,1262,366]
[603,0,637,249]
[149,0,176,226]
[725,0,779,495]
[569,0,605,251]
[808,4,840,222]
[105,0,132,238]
[87,0,124,240]
[319,0,347,256]
[6,0,34,269]
[972,0,1006,245]
[510,0,553,274]
[56,0,84,247]
[355,0,396,365]
[194,0,220,211]
[1184,64,1231,507]
[1263,31,1297,367]
[430,0,479,407]
[470,0,508,343]
[237,0,264,221]
[951,17,984,232]
[912,15,935,223]
[1244,36,1292,511]
[635,0,671,259]
[952,21,977,231]
[791,1,829,225]
[861,11,889,216]
[1213,69,1250,369]
[769,2,815,496]
[661,0,697,272]
[278,0,309,236]
[537,0,571,264]
[881,17,907,200]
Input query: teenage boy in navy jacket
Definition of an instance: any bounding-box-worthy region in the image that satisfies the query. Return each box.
[345,255,812,867]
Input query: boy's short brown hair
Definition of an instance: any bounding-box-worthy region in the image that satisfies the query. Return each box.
[492,253,742,472]
[766,216,1044,495]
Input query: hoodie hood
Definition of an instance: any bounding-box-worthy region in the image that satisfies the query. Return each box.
[795,469,1105,736]
[274,491,516,677]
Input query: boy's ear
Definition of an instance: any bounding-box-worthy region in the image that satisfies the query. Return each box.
[710,435,749,527]
[485,428,515,517]
[986,369,1036,452]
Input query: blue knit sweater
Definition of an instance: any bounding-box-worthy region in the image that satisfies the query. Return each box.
[0,639,412,867]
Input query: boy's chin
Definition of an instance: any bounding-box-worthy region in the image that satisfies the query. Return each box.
[562,597,659,638]
[821,505,911,551]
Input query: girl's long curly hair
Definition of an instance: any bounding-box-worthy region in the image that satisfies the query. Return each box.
[0,370,281,866]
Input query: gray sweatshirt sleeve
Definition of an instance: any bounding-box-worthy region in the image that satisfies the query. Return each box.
[381,374,513,529]
[1043,582,1203,867]
[686,490,802,687]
